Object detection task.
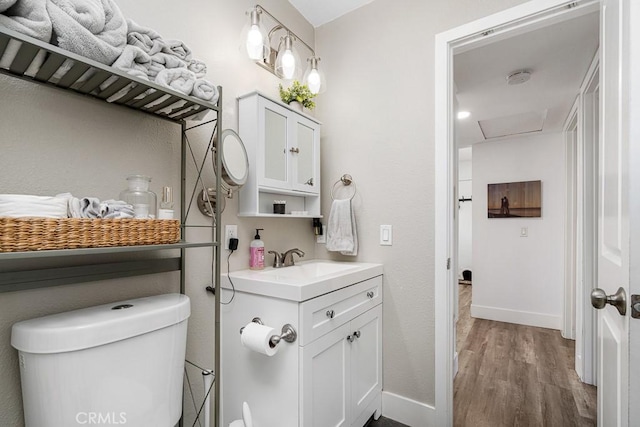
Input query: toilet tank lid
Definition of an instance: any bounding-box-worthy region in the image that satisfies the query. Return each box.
[11,294,190,354]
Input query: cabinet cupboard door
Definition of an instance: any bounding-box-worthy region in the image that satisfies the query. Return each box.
[350,306,382,426]
[300,323,351,427]
[260,99,290,189]
[291,116,319,194]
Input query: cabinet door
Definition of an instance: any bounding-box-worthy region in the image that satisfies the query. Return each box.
[291,115,320,195]
[300,323,351,427]
[259,98,290,190]
[350,305,382,426]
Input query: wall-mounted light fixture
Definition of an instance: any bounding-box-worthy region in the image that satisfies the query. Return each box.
[242,5,325,94]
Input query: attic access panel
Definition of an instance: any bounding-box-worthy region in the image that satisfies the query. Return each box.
[478,110,547,139]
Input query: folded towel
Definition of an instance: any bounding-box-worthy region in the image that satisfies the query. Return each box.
[55,192,82,218]
[99,199,134,219]
[326,199,358,256]
[161,39,192,61]
[0,194,69,218]
[191,79,219,103]
[187,59,207,78]
[155,68,195,95]
[0,0,53,76]
[126,19,165,55]
[148,52,186,79]
[47,0,127,65]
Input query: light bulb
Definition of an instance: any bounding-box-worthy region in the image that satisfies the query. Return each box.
[281,49,296,79]
[307,68,321,94]
[246,24,263,60]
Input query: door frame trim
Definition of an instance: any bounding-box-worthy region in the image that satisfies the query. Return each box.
[434,0,600,424]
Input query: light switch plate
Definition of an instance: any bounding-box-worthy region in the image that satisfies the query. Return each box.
[520,227,528,237]
[225,225,238,249]
[380,225,393,246]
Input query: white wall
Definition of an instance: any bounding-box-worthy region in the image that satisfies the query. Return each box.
[458,148,473,278]
[0,1,316,425]
[471,133,565,330]
[314,0,529,409]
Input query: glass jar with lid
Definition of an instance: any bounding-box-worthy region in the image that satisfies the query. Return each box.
[119,175,157,219]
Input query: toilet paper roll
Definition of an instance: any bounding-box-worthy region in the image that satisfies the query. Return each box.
[240,322,279,356]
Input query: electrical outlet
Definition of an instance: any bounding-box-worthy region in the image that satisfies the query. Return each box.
[316,225,326,244]
[225,225,238,250]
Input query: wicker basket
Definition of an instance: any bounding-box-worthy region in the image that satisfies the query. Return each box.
[0,218,180,252]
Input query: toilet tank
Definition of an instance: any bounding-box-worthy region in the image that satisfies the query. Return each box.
[11,293,190,427]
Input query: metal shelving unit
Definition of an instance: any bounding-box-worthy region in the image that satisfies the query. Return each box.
[0,25,223,426]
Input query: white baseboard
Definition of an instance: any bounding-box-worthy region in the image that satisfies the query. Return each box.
[470,304,561,330]
[381,391,435,427]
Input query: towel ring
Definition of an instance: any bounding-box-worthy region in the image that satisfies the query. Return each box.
[331,174,357,201]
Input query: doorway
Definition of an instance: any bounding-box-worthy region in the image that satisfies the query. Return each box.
[435,0,602,425]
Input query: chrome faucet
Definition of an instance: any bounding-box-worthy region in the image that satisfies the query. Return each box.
[268,250,284,268]
[282,248,305,266]
[268,248,305,268]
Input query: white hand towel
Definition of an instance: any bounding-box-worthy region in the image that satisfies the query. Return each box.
[55,192,81,218]
[148,52,186,79]
[187,59,207,78]
[126,19,165,56]
[326,199,358,256]
[161,39,192,61]
[80,196,101,218]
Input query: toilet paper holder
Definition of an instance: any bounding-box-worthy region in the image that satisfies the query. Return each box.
[239,317,298,347]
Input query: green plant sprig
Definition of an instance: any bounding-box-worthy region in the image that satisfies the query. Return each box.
[279,80,316,110]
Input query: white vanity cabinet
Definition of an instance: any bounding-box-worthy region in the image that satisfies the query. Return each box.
[237,92,321,217]
[220,262,383,427]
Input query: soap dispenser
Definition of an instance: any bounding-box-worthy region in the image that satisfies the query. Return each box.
[249,228,265,270]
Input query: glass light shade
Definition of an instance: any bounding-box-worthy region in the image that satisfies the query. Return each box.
[241,8,266,60]
[275,34,301,80]
[303,57,325,94]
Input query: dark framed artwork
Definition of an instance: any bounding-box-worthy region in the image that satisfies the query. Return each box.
[488,180,541,218]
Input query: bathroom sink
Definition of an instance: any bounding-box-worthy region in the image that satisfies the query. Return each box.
[221,260,383,301]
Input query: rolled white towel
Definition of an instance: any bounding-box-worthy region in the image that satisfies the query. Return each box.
[155,68,195,95]
[187,59,207,78]
[126,19,165,55]
[55,192,82,218]
[147,52,186,79]
[191,79,219,103]
[0,194,69,218]
[47,0,127,66]
[161,39,192,61]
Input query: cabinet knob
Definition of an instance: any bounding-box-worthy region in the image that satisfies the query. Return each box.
[346,334,355,343]
[305,178,314,186]
[289,147,300,154]
[367,291,374,299]
[326,310,335,319]
[353,330,361,339]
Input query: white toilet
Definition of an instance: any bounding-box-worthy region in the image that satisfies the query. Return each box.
[11,293,190,427]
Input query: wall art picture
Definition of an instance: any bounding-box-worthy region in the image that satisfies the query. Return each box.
[488,180,541,218]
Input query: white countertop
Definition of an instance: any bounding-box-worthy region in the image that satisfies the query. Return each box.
[221,260,383,302]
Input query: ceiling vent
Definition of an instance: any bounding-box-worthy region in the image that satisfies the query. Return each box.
[478,110,547,139]
[507,70,532,85]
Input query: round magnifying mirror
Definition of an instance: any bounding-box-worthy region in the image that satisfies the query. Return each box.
[215,129,249,189]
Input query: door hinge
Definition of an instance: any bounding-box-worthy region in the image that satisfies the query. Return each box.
[447,258,451,270]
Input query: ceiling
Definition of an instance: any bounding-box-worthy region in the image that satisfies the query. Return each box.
[288,0,374,27]
[454,11,599,147]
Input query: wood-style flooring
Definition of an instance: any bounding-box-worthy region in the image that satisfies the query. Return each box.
[454,284,597,427]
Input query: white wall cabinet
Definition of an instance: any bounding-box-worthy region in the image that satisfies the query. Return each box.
[220,270,383,427]
[238,92,321,217]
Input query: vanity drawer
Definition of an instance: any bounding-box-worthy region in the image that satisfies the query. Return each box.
[298,275,382,346]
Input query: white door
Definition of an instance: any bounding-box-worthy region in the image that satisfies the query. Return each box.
[593,0,631,425]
